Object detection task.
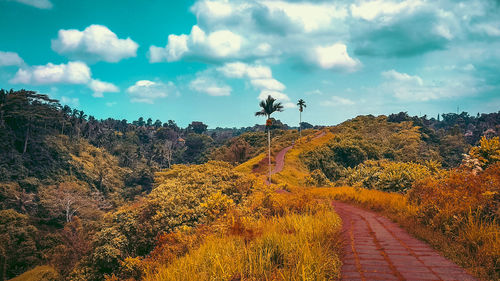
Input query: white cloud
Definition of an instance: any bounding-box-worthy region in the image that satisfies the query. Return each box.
[250,78,285,91]
[126,80,176,103]
[52,25,138,63]
[382,69,423,85]
[350,0,424,21]
[14,0,52,9]
[258,90,290,102]
[262,1,348,32]
[149,1,354,66]
[218,61,290,102]
[10,61,120,98]
[323,96,355,106]
[60,96,79,107]
[306,89,323,95]
[189,76,231,96]
[89,79,119,98]
[311,43,361,71]
[10,61,91,84]
[283,102,296,109]
[472,22,500,37]
[149,25,243,62]
[380,69,478,101]
[0,51,24,66]
[217,62,272,79]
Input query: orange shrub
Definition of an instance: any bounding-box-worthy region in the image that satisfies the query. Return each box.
[409,163,500,225]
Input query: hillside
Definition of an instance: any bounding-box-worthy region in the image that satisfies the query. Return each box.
[1,90,500,280]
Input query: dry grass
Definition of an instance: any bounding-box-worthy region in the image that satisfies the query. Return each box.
[272,131,335,189]
[144,208,342,281]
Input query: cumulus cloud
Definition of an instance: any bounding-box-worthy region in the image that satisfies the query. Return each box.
[60,96,79,107]
[348,0,465,57]
[261,1,348,33]
[217,62,290,102]
[257,90,290,102]
[323,96,355,106]
[13,0,52,9]
[10,61,119,97]
[127,80,176,103]
[310,43,361,71]
[189,75,232,96]
[89,79,119,97]
[380,69,478,101]
[250,78,285,91]
[52,25,138,63]
[217,62,272,79]
[149,0,354,66]
[382,69,423,85]
[149,25,243,62]
[0,51,24,66]
[10,61,91,84]
[350,0,423,21]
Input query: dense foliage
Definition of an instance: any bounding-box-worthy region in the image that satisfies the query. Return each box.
[69,161,255,281]
[300,114,499,191]
[0,89,292,280]
[2,88,499,280]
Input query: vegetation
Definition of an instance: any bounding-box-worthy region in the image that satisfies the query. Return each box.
[2,88,500,280]
[301,133,500,280]
[144,205,341,281]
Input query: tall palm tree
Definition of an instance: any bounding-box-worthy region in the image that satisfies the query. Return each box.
[297,99,306,138]
[255,95,284,184]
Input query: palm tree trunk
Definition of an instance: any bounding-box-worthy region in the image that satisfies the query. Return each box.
[299,111,302,138]
[268,128,271,185]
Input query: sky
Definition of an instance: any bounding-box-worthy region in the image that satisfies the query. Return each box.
[0,0,499,128]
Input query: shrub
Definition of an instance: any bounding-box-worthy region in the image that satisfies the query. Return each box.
[346,160,433,192]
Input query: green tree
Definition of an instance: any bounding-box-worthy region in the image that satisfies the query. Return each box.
[187,121,208,134]
[255,95,284,184]
[297,99,306,137]
[0,210,39,279]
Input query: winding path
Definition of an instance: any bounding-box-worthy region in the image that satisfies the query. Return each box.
[333,202,477,281]
[272,131,326,175]
[270,131,478,280]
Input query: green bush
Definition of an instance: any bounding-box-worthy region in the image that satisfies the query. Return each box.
[345,160,433,192]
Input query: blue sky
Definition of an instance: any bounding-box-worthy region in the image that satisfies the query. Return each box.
[0,0,499,128]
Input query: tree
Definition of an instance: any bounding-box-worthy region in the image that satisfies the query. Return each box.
[255,95,284,184]
[297,99,306,137]
[0,210,39,279]
[39,182,93,223]
[188,121,208,134]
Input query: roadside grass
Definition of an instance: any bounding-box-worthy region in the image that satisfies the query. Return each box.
[310,186,499,280]
[143,199,342,281]
[272,131,335,189]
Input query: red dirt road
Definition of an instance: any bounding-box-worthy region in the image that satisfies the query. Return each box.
[272,131,327,175]
[271,145,292,174]
[333,202,477,281]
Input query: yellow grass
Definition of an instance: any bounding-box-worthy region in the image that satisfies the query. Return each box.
[144,209,342,281]
[272,131,335,189]
[235,153,266,174]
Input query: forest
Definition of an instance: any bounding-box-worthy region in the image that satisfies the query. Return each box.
[1,89,499,281]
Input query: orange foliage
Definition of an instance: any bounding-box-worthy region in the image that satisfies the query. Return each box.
[410,163,500,224]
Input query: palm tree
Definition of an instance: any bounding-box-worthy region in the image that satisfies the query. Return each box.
[297,99,306,138]
[255,95,284,184]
